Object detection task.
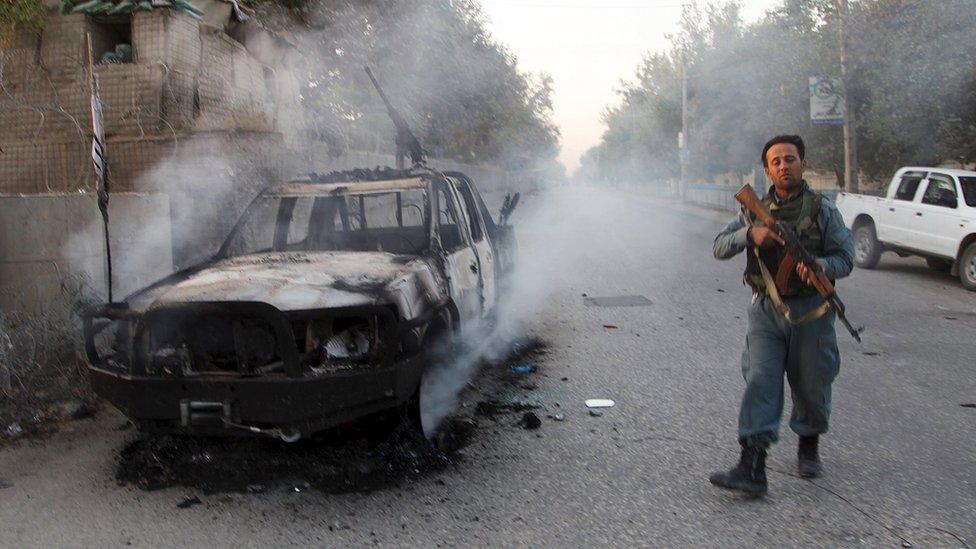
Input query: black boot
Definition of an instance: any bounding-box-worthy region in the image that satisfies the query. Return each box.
[709,440,768,496]
[797,435,822,478]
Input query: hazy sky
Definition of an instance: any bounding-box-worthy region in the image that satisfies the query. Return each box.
[478,0,784,172]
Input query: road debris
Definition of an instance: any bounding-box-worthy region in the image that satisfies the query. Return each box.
[0,479,11,489]
[176,496,202,509]
[602,324,618,329]
[431,417,476,453]
[59,401,93,421]
[476,399,539,417]
[585,399,615,408]
[508,363,536,375]
[116,419,459,494]
[961,403,976,408]
[520,412,541,430]
[4,423,23,438]
[552,414,565,422]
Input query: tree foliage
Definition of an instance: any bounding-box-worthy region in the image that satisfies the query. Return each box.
[0,0,45,43]
[258,0,560,172]
[579,0,976,186]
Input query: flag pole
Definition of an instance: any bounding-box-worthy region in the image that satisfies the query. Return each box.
[86,33,112,303]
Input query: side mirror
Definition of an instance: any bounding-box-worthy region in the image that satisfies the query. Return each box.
[499,192,520,225]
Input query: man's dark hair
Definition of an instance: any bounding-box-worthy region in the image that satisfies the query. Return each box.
[761,135,805,166]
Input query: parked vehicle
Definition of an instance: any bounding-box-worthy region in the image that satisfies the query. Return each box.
[835,167,976,290]
[82,168,518,439]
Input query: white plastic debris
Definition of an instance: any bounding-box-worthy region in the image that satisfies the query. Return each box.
[4,423,23,438]
[585,399,615,408]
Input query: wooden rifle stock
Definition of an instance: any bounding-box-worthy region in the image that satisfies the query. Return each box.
[734,185,776,227]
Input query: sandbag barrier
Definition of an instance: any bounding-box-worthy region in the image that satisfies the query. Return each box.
[61,0,205,19]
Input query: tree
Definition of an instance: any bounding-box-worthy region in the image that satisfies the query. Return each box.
[581,0,976,187]
[257,0,560,171]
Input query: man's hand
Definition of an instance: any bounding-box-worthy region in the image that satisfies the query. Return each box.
[748,227,785,248]
[796,262,816,285]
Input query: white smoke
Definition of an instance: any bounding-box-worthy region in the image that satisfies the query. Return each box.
[418,185,642,435]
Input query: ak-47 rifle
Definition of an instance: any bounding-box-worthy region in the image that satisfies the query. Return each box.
[364,66,425,169]
[735,184,863,343]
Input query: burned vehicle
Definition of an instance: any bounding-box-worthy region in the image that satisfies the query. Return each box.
[83,168,518,440]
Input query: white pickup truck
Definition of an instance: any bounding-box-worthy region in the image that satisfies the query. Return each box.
[835,167,976,290]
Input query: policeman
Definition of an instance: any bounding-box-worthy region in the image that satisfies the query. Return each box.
[710,135,855,496]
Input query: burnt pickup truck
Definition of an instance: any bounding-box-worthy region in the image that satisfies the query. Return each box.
[83,168,517,440]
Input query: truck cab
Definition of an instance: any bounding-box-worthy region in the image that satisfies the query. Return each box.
[836,167,976,290]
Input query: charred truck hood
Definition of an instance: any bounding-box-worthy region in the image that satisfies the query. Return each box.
[126,251,446,316]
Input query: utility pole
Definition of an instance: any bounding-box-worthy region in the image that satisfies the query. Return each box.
[837,0,859,192]
[679,51,689,200]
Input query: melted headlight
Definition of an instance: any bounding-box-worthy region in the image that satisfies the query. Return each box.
[303,315,381,374]
[325,324,371,359]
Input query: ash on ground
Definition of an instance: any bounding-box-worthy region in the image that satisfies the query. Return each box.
[115,336,548,494]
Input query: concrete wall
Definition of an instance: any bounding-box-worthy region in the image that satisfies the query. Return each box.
[0,193,173,313]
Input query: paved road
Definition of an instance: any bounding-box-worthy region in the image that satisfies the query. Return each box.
[1,187,974,547]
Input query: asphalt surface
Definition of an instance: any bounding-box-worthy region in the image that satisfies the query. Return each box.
[1,187,974,547]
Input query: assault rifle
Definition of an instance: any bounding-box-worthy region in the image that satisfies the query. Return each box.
[735,184,863,343]
[364,66,426,169]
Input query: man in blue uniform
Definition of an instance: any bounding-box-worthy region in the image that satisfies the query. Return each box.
[710,135,855,496]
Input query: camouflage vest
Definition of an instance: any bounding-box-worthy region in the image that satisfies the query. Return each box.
[744,184,824,298]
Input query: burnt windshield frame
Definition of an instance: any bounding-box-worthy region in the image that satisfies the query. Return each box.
[217,187,432,259]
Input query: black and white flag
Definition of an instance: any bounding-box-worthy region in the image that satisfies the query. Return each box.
[90,74,108,214]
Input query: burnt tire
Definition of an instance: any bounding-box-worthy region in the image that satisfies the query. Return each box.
[853,225,882,269]
[925,257,952,273]
[405,323,456,439]
[960,242,976,291]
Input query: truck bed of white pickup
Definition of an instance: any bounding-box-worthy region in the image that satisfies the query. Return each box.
[835,166,976,290]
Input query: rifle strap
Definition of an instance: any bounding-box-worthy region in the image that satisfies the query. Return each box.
[743,210,830,325]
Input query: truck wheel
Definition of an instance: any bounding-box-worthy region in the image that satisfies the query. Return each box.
[405,322,456,439]
[960,243,976,291]
[925,257,952,273]
[853,225,881,269]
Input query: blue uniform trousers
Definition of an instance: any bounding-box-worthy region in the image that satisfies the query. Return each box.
[739,293,841,448]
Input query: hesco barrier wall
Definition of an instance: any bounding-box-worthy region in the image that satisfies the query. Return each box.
[0,10,285,196]
[0,193,173,314]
